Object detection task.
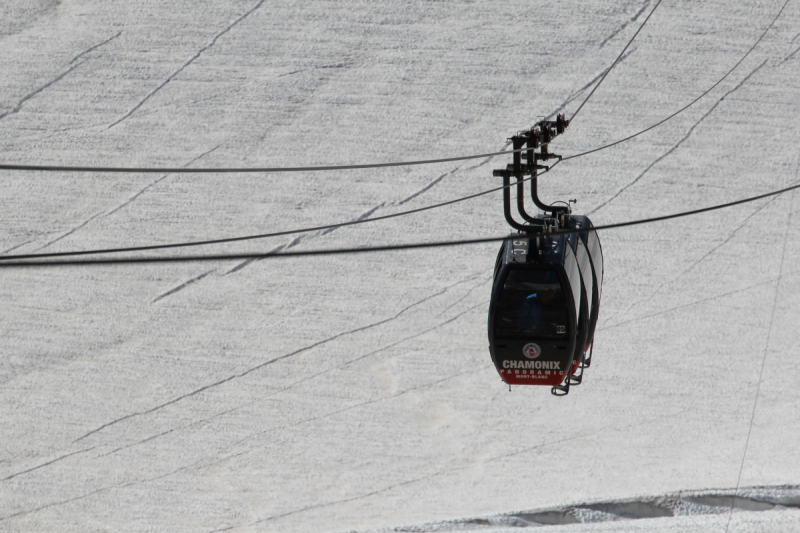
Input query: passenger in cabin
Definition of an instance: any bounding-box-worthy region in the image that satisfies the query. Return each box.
[517,290,556,334]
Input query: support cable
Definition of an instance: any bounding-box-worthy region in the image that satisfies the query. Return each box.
[0,0,791,264]
[2,178,797,267]
[0,147,529,175]
[564,0,790,161]
[0,0,786,176]
[723,189,795,533]
[569,0,664,122]
[0,163,560,262]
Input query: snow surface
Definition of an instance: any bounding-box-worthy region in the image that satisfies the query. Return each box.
[1,0,799,532]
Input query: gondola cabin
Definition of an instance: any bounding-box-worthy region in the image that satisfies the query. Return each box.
[487,116,603,394]
[488,218,603,395]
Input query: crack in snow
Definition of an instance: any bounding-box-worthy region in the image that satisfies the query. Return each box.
[220,411,610,531]
[435,273,492,318]
[1,446,96,482]
[618,194,779,318]
[3,303,484,520]
[598,269,800,331]
[35,212,106,251]
[30,144,224,252]
[598,1,651,49]
[71,272,484,462]
[152,270,215,302]
[544,50,636,123]
[222,235,302,275]
[107,0,267,129]
[72,275,480,443]
[70,32,122,64]
[105,143,223,218]
[1,238,37,255]
[0,61,85,121]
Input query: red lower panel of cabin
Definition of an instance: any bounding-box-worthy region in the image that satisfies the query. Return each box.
[497,368,568,386]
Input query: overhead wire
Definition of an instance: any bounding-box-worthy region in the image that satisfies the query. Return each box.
[0,162,561,262]
[563,0,791,161]
[3,8,793,519]
[551,180,800,236]
[568,5,793,528]
[723,188,795,533]
[569,0,664,122]
[0,0,781,178]
[0,0,790,266]
[4,0,789,265]
[0,0,791,266]
[0,147,531,174]
[3,178,798,267]
[0,0,659,175]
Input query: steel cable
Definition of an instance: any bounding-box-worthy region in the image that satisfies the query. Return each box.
[564,0,790,160]
[0,0,786,176]
[0,162,561,262]
[3,178,797,267]
[570,0,664,122]
[0,147,529,174]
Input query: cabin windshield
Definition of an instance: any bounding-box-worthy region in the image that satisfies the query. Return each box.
[494,269,569,340]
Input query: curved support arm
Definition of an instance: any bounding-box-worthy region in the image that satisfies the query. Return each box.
[527,144,568,216]
[516,176,540,223]
[512,136,539,223]
[502,173,530,232]
[494,115,572,233]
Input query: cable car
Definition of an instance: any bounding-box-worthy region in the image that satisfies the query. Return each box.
[488,217,602,395]
[487,115,603,395]
[488,230,581,393]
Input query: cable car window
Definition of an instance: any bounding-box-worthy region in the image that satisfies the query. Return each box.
[494,269,568,339]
